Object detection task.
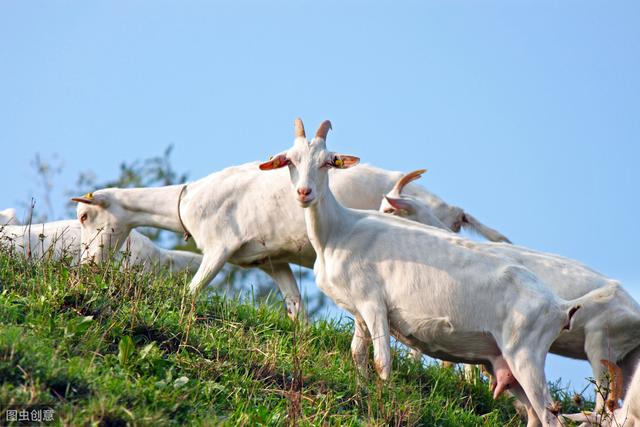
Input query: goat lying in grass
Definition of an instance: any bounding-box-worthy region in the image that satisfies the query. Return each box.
[258,118,616,427]
[70,147,509,319]
[380,170,640,425]
[0,215,201,274]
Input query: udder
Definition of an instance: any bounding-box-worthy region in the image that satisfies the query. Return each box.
[490,356,519,399]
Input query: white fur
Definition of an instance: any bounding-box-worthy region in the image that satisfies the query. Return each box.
[262,119,618,427]
[72,161,508,318]
[0,208,19,226]
[0,218,201,274]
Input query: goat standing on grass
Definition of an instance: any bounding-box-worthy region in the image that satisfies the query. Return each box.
[0,216,201,274]
[71,146,509,319]
[259,118,617,427]
[381,170,640,424]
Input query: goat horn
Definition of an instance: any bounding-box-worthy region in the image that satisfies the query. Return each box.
[315,120,332,140]
[294,118,306,138]
[601,359,623,408]
[393,169,427,195]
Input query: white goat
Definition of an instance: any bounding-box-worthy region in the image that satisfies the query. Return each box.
[71,151,509,319]
[381,170,640,423]
[258,118,617,426]
[0,208,19,225]
[0,220,81,261]
[565,361,640,426]
[0,219,201,274]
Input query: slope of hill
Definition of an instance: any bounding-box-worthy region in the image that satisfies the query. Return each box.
[0,250,591,425]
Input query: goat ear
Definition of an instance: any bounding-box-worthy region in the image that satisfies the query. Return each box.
[332,154,359,169]
[259,154,289,170]
[384,196,415,214]
[601,359,623,406]
[71,192,96,205]
[71,197,93,205]
[71,192,107,207]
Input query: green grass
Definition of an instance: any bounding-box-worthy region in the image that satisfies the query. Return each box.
[0,250,592,426]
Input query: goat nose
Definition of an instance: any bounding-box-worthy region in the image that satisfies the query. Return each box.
[297,187,312,196]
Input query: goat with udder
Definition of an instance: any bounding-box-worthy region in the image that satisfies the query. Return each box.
[565,361,640,426]
[380,170,640,425]
[0,216,201,274]
[71,147,509,320]
[258,118,618,427]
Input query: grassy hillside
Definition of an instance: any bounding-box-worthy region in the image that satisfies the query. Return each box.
[0,250,590,426]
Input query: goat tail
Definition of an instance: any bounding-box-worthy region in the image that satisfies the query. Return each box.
[560,283,619,331]
[460,213,512,244]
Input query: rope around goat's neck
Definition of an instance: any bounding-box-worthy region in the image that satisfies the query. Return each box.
[177,184,192,242]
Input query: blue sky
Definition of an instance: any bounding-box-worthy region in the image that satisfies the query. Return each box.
[1,1,639,395]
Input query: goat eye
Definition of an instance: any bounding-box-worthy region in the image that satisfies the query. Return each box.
[80,213,88,223]
[383,208,395,214]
